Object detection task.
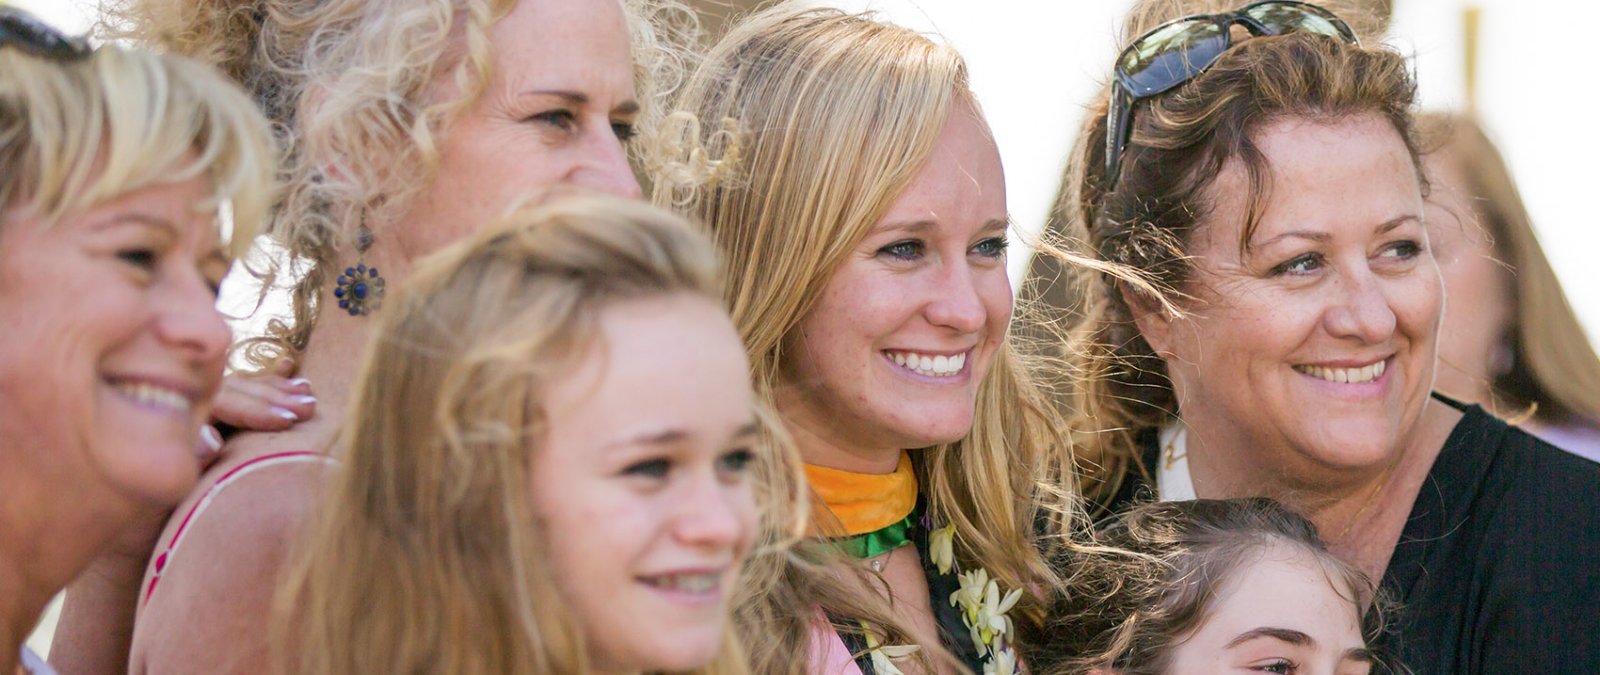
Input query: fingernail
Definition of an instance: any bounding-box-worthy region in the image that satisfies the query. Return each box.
[272,406,299,421]
[286,378,312,392]
[287,395,317,407]
[200,425,223,453]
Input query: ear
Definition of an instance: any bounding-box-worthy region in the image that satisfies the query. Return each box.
[1122,282,1175,357]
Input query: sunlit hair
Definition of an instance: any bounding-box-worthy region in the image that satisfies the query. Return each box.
[1418,112,1600,429]
[655,5,1084,671]
[105,0,701,367]
[275,194,799,674]
[0,42,274,257]
[1045,0,1423,501]
[1027,498,1401,674]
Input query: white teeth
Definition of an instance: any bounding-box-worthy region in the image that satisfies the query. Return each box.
[886,351,967,377]
[645,573,720,593]
[1295,360,1386,385]
[112,382,193,414]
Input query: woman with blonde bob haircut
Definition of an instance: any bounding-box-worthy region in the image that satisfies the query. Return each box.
[658,5,1084,673]
[278,195,799,674]
[0,10,274,672]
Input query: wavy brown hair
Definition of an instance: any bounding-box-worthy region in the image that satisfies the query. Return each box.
[1025,498,1402,674]
[275,195,802,674]
[1043,0,1424,501]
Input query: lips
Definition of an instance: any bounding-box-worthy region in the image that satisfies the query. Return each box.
[885,350,968,377]
[1293,359,1387,384]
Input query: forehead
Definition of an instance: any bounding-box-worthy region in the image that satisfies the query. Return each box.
[490,0,635,97]
[1205,114,1421,246]
[878,106,1006,225]
[1202,545,1363,641]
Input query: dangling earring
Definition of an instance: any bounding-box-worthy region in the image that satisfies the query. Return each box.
[333,225,385,316]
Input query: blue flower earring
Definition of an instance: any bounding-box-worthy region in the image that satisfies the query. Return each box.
[333,225,385,316]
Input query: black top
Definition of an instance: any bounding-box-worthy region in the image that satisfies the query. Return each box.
[1379,398,1600,674]
[1097,397,1600,674]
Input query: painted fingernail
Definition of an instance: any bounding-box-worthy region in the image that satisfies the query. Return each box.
[285,378,312,392]
[287,395,317,407]
[272,406,299,421]
[200,425,223,453]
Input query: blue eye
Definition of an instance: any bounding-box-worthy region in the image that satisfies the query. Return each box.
[973,237,1008,258]
[878,240,923,261]
[1252,659,1296,674]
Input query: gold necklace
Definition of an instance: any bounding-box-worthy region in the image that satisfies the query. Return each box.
[1163,428,1186,470]
[1335,470,1390,542]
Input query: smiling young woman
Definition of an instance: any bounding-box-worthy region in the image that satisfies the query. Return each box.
[276,196,793,674]
[656,5,1086,673]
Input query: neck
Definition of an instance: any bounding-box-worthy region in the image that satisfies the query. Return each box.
[0,457,137,673]
[262,242,413,454]
[1185,399,1460,579]
[777,393,901,474]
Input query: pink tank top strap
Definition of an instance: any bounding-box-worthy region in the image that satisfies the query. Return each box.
[810,611,866,675]
[144,451,334,604]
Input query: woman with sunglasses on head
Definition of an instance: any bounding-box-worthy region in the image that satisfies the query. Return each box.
[656,5,1087,673]
[1051,0,1600,672]
[54,0,699,670]
[277,195,793,674]
[0,9,274,674]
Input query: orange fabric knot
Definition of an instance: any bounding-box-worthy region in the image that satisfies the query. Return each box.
[804,452,917,537]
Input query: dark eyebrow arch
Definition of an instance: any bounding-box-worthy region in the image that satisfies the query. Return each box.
[1343,647,1378,663]
[519,89,640,115]
[731,422,760,438]
[1224,627,1313,649]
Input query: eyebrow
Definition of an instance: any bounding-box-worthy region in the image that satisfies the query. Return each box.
[97,212,179,236]
[612,421,760,449]
[1224,627,1313,649]
[1343,647,1378,664]
[1253,214,1422,249]
[519,89,640,115]
[871,217,1010,237]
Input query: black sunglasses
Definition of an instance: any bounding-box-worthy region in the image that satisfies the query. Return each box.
[0,7,91,62]
[1103,0,1358,187]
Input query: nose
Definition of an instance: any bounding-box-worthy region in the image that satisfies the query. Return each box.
[670,472,750,553]
[924,258,998,334]
[570,124,642,199]
[1322,268,1397,344]
[156,272,233,368]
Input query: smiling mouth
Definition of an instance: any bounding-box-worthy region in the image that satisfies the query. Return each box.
[639,572,723,594]
[108,379,197,415]
[885,350,969,378]
[1293,359,1387,384]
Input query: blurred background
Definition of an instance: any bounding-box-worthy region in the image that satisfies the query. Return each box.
[12,0,1598,653]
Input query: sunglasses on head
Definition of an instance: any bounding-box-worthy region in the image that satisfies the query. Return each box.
[0,7,91,62]
[1103,0,1358,188]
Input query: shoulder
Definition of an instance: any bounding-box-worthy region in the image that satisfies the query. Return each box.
[130,448,334,673]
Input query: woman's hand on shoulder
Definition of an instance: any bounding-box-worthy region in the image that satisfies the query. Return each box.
[210,360,316,434]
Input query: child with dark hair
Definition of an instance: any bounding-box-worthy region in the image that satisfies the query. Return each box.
[1028,498,1402,675]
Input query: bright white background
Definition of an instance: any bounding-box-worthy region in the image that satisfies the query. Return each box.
[14,0,1600,653]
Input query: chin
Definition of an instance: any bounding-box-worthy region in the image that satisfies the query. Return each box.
[625,632,724,672]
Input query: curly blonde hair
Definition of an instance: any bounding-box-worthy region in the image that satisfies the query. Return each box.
[106,0,701,368]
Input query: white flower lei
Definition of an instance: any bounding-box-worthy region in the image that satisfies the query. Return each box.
[865,523,1022,675]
